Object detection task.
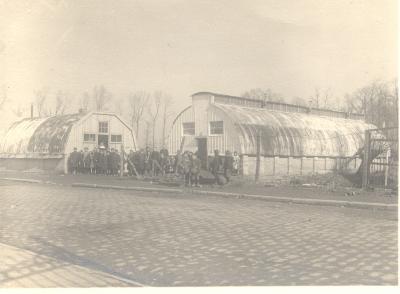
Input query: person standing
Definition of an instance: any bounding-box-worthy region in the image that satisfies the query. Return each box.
[114,149,121,175]
[69,148,80,175]
[151,148,161,176]
[99,148,107,175]
[224,150,234,183]
[182,152,192,187]
[191,153,202,187]
[138,149,146,176]
[144,147,152,177]
[106,149,112,175]
[233,151,240,176]
[127,150,135,176]
[93,147,100,174]
[89,151,95,174]
[174,150,183,176]
[210,149,222,185]
[83,147,90,174]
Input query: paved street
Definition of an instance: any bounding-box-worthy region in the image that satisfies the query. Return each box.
[0,180,398,286]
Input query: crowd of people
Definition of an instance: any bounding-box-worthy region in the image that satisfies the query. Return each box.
[68,146,122,175]
[68,145,241,186]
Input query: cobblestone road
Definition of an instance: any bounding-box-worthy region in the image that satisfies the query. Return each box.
[0,180,397,286]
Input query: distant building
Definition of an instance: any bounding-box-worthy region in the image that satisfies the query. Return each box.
[168,92,376,176]
[0,112,137,173]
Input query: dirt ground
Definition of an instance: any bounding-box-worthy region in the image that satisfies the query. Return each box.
[0,169,397,204]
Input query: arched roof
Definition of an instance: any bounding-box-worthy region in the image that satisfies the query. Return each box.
[1,113,84,154]
[214,103,375,157]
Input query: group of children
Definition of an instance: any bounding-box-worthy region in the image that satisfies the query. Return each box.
[68,147,121,175]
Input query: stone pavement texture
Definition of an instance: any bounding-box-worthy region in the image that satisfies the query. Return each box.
[0,180,398,286]
[0,243,138,287]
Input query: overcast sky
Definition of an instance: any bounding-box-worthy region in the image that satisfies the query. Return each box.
[0,0,397,127]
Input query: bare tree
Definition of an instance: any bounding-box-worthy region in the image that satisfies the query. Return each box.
[149,91,162,149]
[322,88,332,109]
[128,91,150,145]
[79,92,91,112]
[92,85,112,111]
[344,80,398,128]
[161,94,174,148]
[114,98,125,116]
[309,87,320,108]
[35,89,48,117]
[242,88,285,103]
[290,96,308,107]
[144,120,151,148]
[54,90,68,115]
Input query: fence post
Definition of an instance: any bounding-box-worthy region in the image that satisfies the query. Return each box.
[362,130,370,189]
[255,130,261,182]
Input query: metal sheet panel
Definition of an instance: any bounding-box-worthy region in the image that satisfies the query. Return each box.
[1,114,83,155]
[214,104,375,157]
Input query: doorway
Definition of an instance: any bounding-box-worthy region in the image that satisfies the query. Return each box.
[196,138,208,169]
[98,135,109,149]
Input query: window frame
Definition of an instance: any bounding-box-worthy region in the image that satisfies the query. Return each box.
[98,121,109,134]
[110,134,122,143]
[209,121,224,136]
[83,133,96,142]
[182,122,195,136]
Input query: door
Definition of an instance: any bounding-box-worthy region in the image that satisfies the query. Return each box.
[98,135,109,149]
[196,138,208,169]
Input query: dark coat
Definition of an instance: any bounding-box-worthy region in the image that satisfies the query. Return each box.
[224,155,234,170]
[191,158,201,174]
[210,156,222,173]
[69,151,80,168]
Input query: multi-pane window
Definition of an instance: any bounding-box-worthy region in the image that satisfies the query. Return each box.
[98,121,108,133]
[111,134,122,143]
[209,121,224,135]
[182,122,195,136]
[83,133,96,142]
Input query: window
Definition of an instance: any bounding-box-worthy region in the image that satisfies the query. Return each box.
[98,121,108,133]
[182,122,195,136]
[209,121,224,135]
[111,134,122,143]
[83,133,96,142]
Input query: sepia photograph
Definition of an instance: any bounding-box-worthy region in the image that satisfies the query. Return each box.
[0,0,398,289]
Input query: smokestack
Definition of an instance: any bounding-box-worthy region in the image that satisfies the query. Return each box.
[31,104,33,119]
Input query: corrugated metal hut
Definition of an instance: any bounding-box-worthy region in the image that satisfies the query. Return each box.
[0,111,137,173]
[168,92,376,176]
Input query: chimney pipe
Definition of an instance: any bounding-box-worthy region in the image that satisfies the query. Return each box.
[31,104,33,119]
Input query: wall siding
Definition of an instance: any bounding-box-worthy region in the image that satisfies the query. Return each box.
[241,155,360,177]
[66,114,136,155]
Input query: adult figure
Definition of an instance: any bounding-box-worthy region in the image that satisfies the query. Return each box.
[210,149,223,184]
[182,152,192,187]
[174,150,183,175]
[93,147,100,174]
[83,147,90,174]
[191,153,202,187]
[224,150,234,183]
[144,147,152,176]
[69,147,80,175]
